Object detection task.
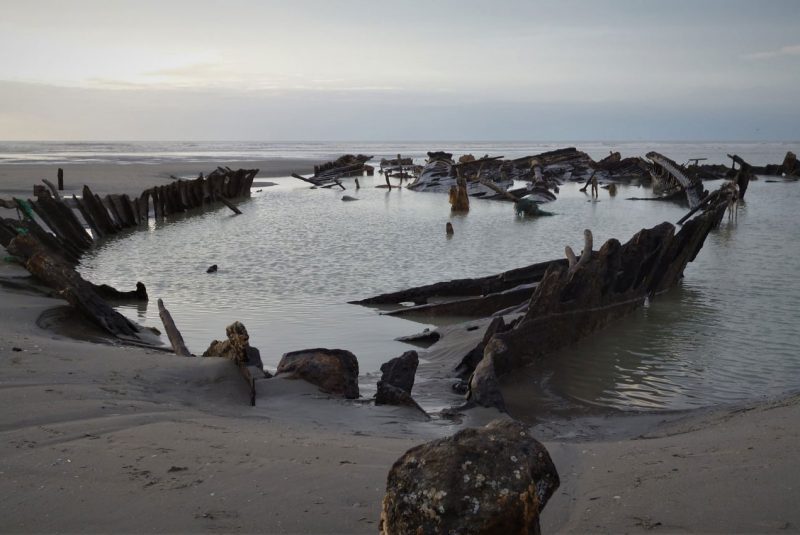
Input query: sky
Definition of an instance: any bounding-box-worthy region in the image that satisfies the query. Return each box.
[0,0,798,141]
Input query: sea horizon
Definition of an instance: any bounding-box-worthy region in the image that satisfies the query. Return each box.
[1,139,797,166]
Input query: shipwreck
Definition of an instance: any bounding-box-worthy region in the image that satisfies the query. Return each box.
[353,182,738,412]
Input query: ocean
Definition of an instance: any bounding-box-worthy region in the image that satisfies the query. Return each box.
[1,140,797,167]
[4,140,799,415]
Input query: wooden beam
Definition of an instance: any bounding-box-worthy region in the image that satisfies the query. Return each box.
[218,196,242,215]
[157,299,193,357]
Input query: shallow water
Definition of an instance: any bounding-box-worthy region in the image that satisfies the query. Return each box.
[78,171,800,413]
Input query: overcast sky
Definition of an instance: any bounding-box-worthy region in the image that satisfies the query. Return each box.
[1,0,798,141]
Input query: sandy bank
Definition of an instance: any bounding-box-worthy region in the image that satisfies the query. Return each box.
[0,158,316,197]
[2,262,799,533]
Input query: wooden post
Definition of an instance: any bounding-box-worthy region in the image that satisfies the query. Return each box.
[57,168,64,191]
[157,299,193,357]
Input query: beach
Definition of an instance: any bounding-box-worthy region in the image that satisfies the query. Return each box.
[0,159,318,197]
[2,158,800,533]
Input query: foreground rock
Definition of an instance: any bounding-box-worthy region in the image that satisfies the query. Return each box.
[202,321,264,369]
[276,348,359,399]
[380,419,559,535]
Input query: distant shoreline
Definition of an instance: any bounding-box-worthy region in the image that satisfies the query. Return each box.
[0,158,317,197]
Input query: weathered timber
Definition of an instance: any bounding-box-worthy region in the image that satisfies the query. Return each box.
[157,299,193,357]
[72,195,103,239]
[218,196,242,215]
[1,216,80,265]
[121,194,139,226]
[381,282,539,320]
[646,151,706,208]
[311,154,372,182]
[35,194,93,250]
[351,258,567,306]
[6,232,141,338]
[92,281,148,301]
[41,179,61,200]
[81,188,117,235]
[26,199,85,261]
[467,190,733,408]
[478,177,519,202]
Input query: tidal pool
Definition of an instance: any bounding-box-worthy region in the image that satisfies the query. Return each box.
[79,175,800,412]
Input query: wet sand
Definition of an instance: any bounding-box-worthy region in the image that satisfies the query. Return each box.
[1,163,799,532]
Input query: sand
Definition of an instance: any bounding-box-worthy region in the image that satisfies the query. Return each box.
[0,159,316,197]
[2,162,799,533]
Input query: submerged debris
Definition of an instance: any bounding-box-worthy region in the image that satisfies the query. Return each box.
[293,154,373,189]
[646,151,707,208]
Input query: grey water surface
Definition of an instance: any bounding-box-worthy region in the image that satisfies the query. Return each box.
[77,171,800,413]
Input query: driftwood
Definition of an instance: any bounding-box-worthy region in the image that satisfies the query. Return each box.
[291,172,345,190]
[93,281,148,301]
[157,299,193,357]
[5,230,141,338]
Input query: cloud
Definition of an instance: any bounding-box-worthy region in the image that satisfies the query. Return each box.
[743,44,800,60]
[82,62,405,94]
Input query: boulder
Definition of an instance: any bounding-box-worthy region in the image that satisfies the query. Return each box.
[376,351,427,414]
[377,350,418,395]
[380,419,559,535]
[276,348,359,399]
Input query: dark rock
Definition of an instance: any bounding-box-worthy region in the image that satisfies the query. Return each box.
[376,351,426,413]
[375,383,428,416]
[206,264,218,273]
[380,419,559,535]
[341,195,358,201]
[244,345,265,371]
[452,380,469,395]
[394,328,440,348]
[276,348,359,399]
[378,350,418,395]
